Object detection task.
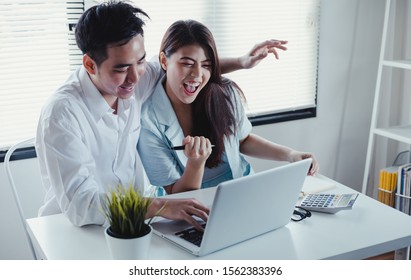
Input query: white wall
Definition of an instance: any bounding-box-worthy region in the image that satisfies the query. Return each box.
[0,0,386,259]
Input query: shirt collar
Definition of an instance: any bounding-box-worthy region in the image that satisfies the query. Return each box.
[150,74,186,151]
[151,74,178,126]
[78,66,134,122]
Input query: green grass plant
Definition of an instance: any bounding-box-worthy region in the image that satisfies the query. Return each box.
[103,184,153,238]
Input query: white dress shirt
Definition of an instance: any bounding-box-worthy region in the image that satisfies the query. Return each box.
[36,63,161,226]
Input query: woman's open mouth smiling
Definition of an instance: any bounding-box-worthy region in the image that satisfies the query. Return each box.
[183,81,200,96]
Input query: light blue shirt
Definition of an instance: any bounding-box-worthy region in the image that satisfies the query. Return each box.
[138,74,253,191]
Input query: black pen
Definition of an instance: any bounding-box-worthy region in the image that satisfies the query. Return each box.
[172,144,215,150]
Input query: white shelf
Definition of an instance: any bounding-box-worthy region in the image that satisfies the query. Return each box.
[374,125,411,145]
[362,0,411,258]
[362,0,411,196]
[383,60,411,70]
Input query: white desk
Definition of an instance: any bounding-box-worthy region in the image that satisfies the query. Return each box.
[27,175,411,260]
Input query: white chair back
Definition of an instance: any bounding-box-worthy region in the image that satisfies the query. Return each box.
[4,137,45,259]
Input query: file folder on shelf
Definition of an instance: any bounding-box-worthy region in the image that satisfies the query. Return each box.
[395,163,411,215]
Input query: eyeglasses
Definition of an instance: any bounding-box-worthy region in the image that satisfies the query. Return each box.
[291,206,312,222]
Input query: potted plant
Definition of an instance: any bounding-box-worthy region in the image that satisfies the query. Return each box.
[103,184,160,259]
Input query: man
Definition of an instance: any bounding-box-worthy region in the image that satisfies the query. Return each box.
[36,0,287,230]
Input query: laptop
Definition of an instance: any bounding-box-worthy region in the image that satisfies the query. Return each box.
[151,158,312,256]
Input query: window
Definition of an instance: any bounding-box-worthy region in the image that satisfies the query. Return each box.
[0,0,83,150]
[138,0,320,124]
[0,0,320,150]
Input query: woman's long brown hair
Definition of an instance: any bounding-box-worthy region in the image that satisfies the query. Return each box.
[160,20,246,168]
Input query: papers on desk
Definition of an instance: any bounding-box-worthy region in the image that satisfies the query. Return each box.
[301,176,336,195]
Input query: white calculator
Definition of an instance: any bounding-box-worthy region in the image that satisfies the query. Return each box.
[297,193,359,214]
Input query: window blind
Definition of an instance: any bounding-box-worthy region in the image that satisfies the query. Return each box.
[138,0,320,117]
[0,0,319,149]
[0,0,84,150]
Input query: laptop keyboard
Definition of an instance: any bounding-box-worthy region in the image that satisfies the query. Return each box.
[175,223,206,247]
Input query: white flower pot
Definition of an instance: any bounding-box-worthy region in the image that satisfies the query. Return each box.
[104,225,152,260]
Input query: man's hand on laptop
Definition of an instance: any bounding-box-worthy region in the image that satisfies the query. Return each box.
[149,198,209,231]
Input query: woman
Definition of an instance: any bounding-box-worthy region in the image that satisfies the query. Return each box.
[138,19,319,194]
